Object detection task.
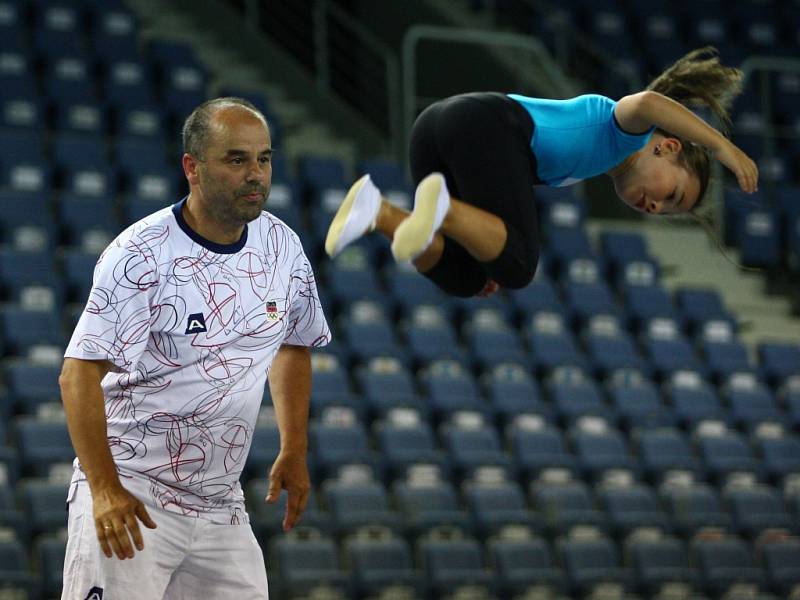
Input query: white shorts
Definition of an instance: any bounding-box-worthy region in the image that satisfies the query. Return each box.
[61,482,269,600]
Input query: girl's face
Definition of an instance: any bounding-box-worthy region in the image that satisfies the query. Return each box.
[613,137,701,215]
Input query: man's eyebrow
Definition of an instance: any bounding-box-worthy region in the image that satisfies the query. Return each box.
[222,148,273,156]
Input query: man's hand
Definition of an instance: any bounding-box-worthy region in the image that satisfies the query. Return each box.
[715,139,759,194]
[92,484,157,560]
[266,450,310,532]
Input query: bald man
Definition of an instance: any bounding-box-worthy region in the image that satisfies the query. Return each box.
[59,98,330,599]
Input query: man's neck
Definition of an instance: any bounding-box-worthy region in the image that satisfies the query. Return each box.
[183,193,243,245]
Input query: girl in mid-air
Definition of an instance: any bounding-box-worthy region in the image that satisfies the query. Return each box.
[325,47,758,297]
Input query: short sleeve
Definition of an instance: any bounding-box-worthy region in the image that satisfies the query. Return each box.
[64,239,158,372]
[283,245,331,348]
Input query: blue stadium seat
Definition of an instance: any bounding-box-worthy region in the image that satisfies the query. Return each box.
[737,208,782,269]
[0,537,36,594]
[624,285,679,329]
[595,481,671,536]
[59,197,117,247]
[4,363,62,412]
[660,482,732,536]
[723,373,786,429]
[272,533,350,597]
[357,158,408,191]
[115,105,167,139]
[549,367,615,425]
[564,279,620,325]
[629,535,696,593]
[558,533,631,595]
[696,426,762,482]
[385,263,447,310]
[115,135,170,174]
[89,5,140,62]
[0,50,36,98]
[675,287,733,333]
[569,422,638,480]
[0,127,46,165]
[18,478,70,535]
[606,371,673,430]
[14,417,73,477]
[0,481,26,540]
[462,479,537,538]
[346,535,420,597]
[391,478,472,536]
[322,478,401,534]
[297,155,347,196]
[489,533,564,596]
[754,430,800,482]
[691,537,764,597]
[507,274,562,318]
[529,478,606,535]
[666,370,729,428]
[528,310,586,374]
[309,418,381,481]
[402,304,462,365]
[440,415,513,477]
[762,539,800,597]
[0,95,44,129]
[244,422,281,482]
[463,308,526,369]
[33,3,85,56]
[36,535,67,598]
[339,301,403,364]
[103,60,158,107]
[584,315,649,378]
[598,231,650,273]
[52,132,108,170]
[487,364,551,425]
[759,342,800,383]
[375,412,447,477]
[635,428,702,483]
[324,246,387,307]
[358,357,424,417]
[44,55,97,104]
[723,484,794,538]
[641,318,703,379]
[507,416,575,480]
[420,534,495,596]
[422,360,486,419]
[0,308,64,355]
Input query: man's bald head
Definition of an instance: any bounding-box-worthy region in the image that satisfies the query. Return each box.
[182,97,269,160]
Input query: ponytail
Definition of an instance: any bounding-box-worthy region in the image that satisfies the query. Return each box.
[647,47,745,211]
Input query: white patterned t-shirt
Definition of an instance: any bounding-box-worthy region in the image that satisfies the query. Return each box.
[65,198,330,523]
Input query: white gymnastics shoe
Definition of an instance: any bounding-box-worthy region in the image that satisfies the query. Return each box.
[324,174,381,258]
[391,172,451,262]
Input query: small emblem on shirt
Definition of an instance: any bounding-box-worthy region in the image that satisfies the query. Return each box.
[266,301,279,321]
[185,312,208,334]
[84,587,104,600]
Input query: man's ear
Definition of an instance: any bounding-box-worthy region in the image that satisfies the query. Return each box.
[183,153,200,186]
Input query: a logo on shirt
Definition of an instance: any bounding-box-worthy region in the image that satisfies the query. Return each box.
[84,587,104,600]
[266,301,279,321]
[185,312,208,334]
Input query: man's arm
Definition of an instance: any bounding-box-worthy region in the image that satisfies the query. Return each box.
[60,358,157,559]
[265,344,312,532]
[615,91,758,193]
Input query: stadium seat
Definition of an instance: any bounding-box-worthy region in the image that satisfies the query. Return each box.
[759,342,800,384]
[462,479,537,538]
[642,318,703,379]
[583,315,649,377]
[660,482,732,536]
[375,410,447,477]
[403,304,463,365]
[271,532,350,597]
[324,246,387,307]
[358,357,425,417]
[695,424,762,482]
[761,538,800,597]
[0,307,64,355]
[463,308,527,369]
[528,310,586,374]
[391,478,472,536]
[723,372,786,429]
[723,483,794,538]
[507,415,575,481]
[440,414,513,477]
[14,417,73,477]
[606,371,673,430]
[422,360,486,420]
[508,274,562,318]
[18,479,70,535]
[322,477,401,534]
[4,362,62,412]
[754,429,800,482]
[245,479,328,538]
[569,420,638,480]
[36,535,67,598]
[489,531,564,596]
[0,537,36,594]
[691,536,764,597]
[666,370,729,428]
[419,533,495,596]
[629,534,697,593]
[549,368,615,425]
[634,427,703,483]
[529,477,606,536]
[486,363,552,425]
[557,532,632,595]
[346,534,420,597]
[309,417,381,481]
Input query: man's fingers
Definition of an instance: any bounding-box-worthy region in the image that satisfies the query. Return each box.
[112,520,135,559]
[283,489,309,532]
[125,514,145,552]
[95,522,113,558]
[136,502,158,529]
[266,474,282,503]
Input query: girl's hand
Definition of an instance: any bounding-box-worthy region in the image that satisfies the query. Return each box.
[715,140,759,193]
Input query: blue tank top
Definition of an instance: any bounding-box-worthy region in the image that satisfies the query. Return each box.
[507,93,654,187]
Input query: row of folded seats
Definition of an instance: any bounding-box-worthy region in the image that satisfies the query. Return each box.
[4,461,800,599]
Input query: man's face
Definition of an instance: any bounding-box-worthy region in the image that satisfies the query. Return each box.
[190,107,272,229]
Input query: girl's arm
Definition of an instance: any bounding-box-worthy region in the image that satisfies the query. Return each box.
[615,91,758,193]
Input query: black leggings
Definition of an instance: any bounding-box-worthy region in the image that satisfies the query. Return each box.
[408,92,541,297]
